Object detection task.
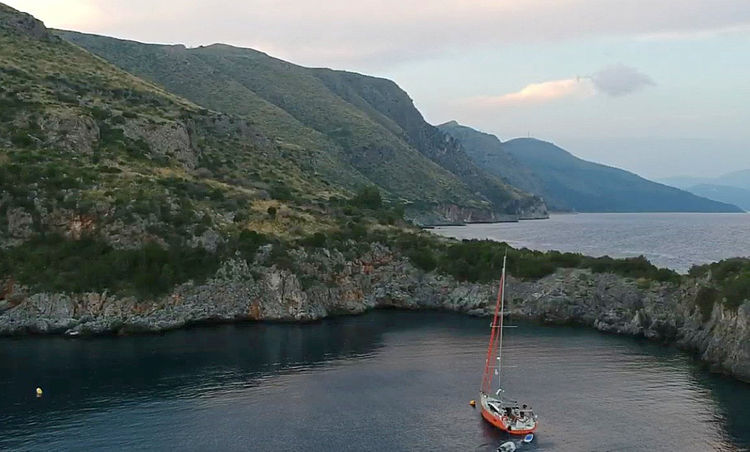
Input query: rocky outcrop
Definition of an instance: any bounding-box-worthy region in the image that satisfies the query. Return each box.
[122,118,199,169]
[40,111,99,155]
[0,3,56,41]
[408,203,519,226]
[5,207,33,242]
[516,201,549,220]
[407,202,548,225]
[0,243,747,383]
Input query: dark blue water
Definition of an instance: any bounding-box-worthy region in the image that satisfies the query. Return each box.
[1,312,748,451]
[432,213,750,273]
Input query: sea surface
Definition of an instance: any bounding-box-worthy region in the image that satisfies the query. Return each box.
[432,213,750,273]
[1,312,748,451]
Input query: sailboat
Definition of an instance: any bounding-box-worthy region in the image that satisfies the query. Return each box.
[479,254,538,435]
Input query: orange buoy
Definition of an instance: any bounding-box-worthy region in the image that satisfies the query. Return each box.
[469,400,476,407]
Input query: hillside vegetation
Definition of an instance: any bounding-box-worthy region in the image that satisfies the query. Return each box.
[0,4,535,300]
[0,3,747,312]
[59,31,547,223]
[0,3,354,296]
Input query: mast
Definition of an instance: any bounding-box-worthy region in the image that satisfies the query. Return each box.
[496,254,507,390]
[481,253,507,395]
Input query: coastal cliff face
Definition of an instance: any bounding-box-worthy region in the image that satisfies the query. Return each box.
[1,243,747,383]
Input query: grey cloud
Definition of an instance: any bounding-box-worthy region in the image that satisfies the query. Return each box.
[591,64,655,97]
[10,0,750,70]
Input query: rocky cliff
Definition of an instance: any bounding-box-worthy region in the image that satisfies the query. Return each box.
[1,243,747,383]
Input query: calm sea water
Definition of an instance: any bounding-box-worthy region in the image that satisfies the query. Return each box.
[1,312,748,451]
[432,213,750,273]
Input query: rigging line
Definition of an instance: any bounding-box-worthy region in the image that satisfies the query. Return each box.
[481,262,505,394]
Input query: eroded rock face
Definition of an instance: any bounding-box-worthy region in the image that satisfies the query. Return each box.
[0,244,748,383]
[517,201,549,220]
[407,204,519,226]
[41,112,99,155]
[6,207,33,241]
[0,4,55,41]
[121,118,199,169]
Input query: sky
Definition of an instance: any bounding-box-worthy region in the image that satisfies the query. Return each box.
[7,0,750,179]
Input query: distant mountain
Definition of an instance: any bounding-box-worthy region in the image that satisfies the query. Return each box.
[684,184,750,211]
[663,170,750,191]
[58,31,547,224]
[440,122,743,213]
[661,170,750,211]
[719,170,750,190]
[659,176,709,189]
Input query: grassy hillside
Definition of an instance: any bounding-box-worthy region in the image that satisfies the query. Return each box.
[440,121,741,213]
[58,31,546,222]
[5,3,744,307]
[0,3,372,296]
[0,3,534,300]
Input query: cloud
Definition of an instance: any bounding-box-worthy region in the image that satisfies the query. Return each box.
[590,64,656,97]
[468,79,594,107]
[6,0,750,69]
[464,64,654,109]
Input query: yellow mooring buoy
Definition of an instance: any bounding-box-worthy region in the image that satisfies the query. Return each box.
[469,399,476,408]
[36,387,43,398]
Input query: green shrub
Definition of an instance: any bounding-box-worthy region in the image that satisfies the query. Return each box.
[110,115,126,125]
[406,247,437,272]
[695,286,719,321]
[691,258,750,311]
[301,232,327,248]
[723,277,750,310]
[10,131,33,147]
[268,244,294,270]
[345,221,367,240]
[0,234,218,297]
[233,230,268,261]
[89,106,110,121]
[270,184,293,201]
[350,186,382,209]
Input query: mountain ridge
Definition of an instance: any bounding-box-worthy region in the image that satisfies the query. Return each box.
[661,170,750,211]
[439,122,742,213]
[58,30,547,223]
[663,169,750,191]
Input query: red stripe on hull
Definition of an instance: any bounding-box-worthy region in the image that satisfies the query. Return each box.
[480,407,537,436]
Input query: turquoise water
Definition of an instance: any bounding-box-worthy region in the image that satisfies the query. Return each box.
[1,312,748,451]
[432,212,750,273]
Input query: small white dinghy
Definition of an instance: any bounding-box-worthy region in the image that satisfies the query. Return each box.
[497,441,517,452]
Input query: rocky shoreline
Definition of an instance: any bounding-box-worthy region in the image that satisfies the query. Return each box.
[1,243,748,383]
